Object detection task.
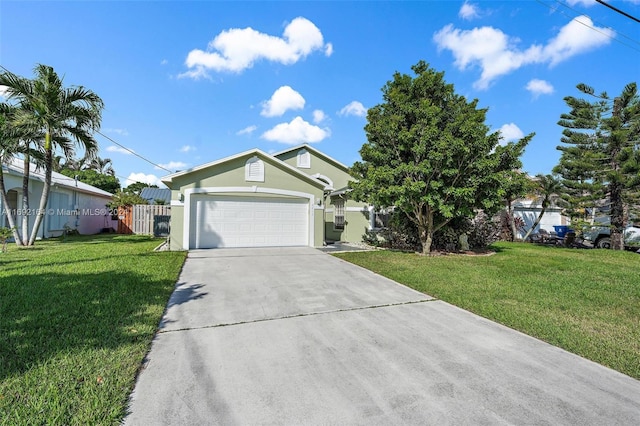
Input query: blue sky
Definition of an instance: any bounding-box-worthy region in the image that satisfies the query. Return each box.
[1,0,639,188]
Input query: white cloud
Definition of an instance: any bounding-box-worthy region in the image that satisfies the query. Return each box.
[156,161,188,171]
[459,2,480,20]
[325,42,334,57]
[236,125,258,135]
[126,172,164,187]
[541,16,613,66]
[261,116,330,145]
[526,79,554,97]
[161,59,168,65]
[261,86,305,117]
[499,123,524,143]
[106,145,133,155]
[179,17,332,78]
[313,109,327,124]
[0,85,8,99]
[179,145,196,152]
[433,16,613,89]
[338,101,366,117]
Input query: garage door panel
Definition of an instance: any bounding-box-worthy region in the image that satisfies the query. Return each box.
[191,195,309,248]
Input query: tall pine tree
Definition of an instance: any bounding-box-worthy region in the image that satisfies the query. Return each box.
[555,83,640,250]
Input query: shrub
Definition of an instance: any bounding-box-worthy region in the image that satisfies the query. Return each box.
[469,211,501,248]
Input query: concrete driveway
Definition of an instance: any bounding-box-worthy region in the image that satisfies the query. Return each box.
[124,247,640,425]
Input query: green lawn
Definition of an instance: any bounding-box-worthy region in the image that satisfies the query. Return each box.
[335,242,640,380]
[0,235,187,425]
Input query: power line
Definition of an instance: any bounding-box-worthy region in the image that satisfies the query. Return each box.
[535,0,640,53]
[96,131,172,173]
[554,0,640,48]
[1,64,174,174]
[595,0,640,24]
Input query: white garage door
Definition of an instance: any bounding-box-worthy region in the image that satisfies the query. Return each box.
[191,195,309,248]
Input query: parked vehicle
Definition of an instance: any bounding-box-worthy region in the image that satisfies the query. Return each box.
[582,224,640,250]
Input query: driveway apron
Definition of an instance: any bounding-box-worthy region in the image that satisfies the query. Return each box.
[124,247,640,425]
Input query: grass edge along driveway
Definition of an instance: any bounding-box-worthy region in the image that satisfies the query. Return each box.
[335,242,640,381]
[0,235,187,425]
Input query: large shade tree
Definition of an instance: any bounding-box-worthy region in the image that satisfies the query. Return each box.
[555,83,640,250]
[59,168,120,194]
[0,65,103,245]
[350,61,530,254]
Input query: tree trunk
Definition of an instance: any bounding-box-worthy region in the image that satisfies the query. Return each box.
[21,154,30,245]
[522,205,547,242]
[28,134,52,245]
[610,96,624,251]
[610,181,624,250]
[418,207,434,255]
[507,199,516,241]
[0,167,23,246]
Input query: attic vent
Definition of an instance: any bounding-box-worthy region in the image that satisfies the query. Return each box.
[245,156,264,182]
[297,149,311,168]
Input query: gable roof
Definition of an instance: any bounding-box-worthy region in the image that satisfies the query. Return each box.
[160,148,327,189]
[272,144,350,172]
[2,158,114,198]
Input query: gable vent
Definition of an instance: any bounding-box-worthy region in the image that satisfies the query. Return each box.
[297,149,311,168]
[245,156,264,182]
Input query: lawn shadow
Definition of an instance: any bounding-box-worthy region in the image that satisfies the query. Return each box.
[157,283,208,329]
[165,283,208,308]
[0,270,176,382]
[488,245,510,253]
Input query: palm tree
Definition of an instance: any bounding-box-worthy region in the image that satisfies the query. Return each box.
[0,105,23,244]
[84,156,115,176]
[0,103,46,245]
[522,174,566,241]
[0,65,103,245]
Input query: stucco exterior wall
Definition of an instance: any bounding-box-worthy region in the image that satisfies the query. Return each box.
[514,206,566,239]
[275,148,353,190]
[0,172,113,238]
[166,152,326,249]
[169,205,185,250]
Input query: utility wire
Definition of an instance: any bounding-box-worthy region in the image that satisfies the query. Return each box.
[595,0,640,24]
[1,64,174,174]
[535,0,640,53]
[554,0,640,47]
[96,130,172,173]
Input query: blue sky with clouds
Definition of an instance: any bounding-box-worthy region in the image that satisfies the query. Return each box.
[1,0,639,187]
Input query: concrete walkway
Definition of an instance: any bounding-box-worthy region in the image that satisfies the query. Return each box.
[124,247,640,425]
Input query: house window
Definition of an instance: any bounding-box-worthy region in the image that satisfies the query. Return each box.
[245,156,264,182]
[297,149,311,168]
[48,192,71,231]
[334,199,345,230]
[374,210,390,228]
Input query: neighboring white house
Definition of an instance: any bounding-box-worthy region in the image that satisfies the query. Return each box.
[1,158,116,238]
[513,199,569,239]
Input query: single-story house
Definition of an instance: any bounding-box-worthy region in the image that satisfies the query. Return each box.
[0,158,115,238]
[513,199,569,238]
[162,144,375,250]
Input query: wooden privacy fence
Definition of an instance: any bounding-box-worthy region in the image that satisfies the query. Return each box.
[117,206,133,234]
[117,205,171,236]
